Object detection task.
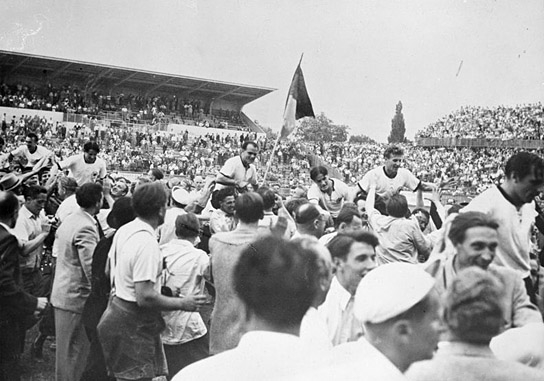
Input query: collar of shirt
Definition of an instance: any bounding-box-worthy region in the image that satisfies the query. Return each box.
[20,205,38,220]
[237,331,303,352]
[239,155,250,169]
[330,276,353,311]
[0,221,15,235]
[436,341,494,358]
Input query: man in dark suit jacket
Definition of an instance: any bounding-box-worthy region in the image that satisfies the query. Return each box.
[0,191,48,381]
[51,182,103,381]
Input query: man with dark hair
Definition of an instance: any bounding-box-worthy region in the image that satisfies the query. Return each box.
[98,183,207,381]
[293,203,327,239]
[366,175,432,264]
[407,267,544,380]
[148,168,164,181]
[0,191,48,380]
[215,140,258,191]
[358,145,434,201]
[432,211,541,329]
[209,187,237,234]
[13,185,50,297]
[462,151,544,301]
[208,192,264,354]
[56,140,106,185]
[50,182,104,381]
[9,133,52,172]
[173,235,327,380]
[318,231,380,346]
[308,166,352,219]
[319,204,364,246]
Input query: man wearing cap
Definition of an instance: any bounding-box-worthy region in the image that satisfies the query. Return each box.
[407,267,544,381]
[318,231,379,346]
[55,141,106,186]
[292,203,327,239]
[9,133,52,173]
[327,263,440,379]
[215,141,258,191]
[308,166,352,220]
[432,211,542,328]
[50,183,104,381]
[158,186,190,245]
[208,192,264,354]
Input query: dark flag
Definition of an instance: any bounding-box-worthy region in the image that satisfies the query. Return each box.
[280,63,315,138]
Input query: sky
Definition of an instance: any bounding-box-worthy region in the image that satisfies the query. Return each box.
[1,0,543,142]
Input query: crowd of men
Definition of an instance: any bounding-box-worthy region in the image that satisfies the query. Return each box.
[416,103,543,140]
[1,130,544,381]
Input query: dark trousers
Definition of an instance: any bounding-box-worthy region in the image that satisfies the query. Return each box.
[0,319,23,381]
[163,334,209,380]
[81,327,114,381]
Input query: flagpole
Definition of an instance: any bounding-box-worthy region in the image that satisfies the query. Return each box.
[262,134,281,186]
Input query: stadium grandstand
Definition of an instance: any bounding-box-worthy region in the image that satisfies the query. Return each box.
[0,50,275,137]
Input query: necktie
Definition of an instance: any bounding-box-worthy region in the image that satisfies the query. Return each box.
[333,295,364,346]
[94,216,105,239]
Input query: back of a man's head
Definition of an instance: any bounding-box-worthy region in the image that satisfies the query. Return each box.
[386,193,408,218]
[76,182,103,209]
[233,235,320,329]
[444,267,504,344]
[257,187,276,211]
[0,191,20,222]
[132,182,167,219]
[235,192,264,223]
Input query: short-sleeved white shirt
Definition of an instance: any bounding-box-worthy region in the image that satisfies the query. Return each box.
[109,218,162,302]
[307,178,350,218]
[60,153,107,185]
[10,145,51,168]
[358,166,420,199]
[216,156,257,190]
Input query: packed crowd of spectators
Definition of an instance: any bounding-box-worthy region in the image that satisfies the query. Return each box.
[416,103,544,140]
[0,81,247,131]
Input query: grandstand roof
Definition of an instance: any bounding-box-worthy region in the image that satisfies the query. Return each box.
[0,50,276,105]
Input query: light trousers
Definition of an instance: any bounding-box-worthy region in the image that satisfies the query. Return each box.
[54,308,90,381]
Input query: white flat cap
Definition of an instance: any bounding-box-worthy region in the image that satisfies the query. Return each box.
[354,263,435,324]
[172,187,191,206]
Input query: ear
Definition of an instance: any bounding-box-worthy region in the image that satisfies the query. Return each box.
[338,222,347,231]
[391,319,413,345]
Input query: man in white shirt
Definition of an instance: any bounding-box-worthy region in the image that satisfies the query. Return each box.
[57,141,106,186]
[173,235,329,381]
[358,145,434,203]
[462,151,544,303]
[308,166,352,219]
[98,183,207,381]
[327,263,441,380]
[9,133,52,173]
[318,231,380,346]
[215,141,258,191]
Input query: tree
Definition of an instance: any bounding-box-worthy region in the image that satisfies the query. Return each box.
[260,125,278,139]
[297,112,349,142]
[349,134,376,144]
[388,101,406,143]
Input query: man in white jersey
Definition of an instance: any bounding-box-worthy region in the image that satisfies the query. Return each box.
[358,145,434,202]
[462,151,544,303]
[56,141,106,185]
[9,133,52,173]
[308,166,352,219]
